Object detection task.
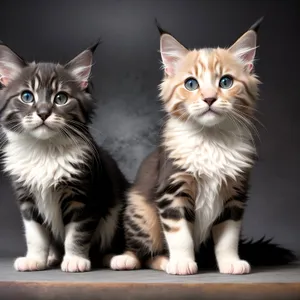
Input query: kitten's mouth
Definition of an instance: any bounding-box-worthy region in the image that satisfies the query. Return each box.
[33,123,53,131]
[201,108,220,116]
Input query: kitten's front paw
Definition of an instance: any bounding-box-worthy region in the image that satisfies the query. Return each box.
[218,259,251,274]
[61,255,91,272]
[110,254,141,270]
[14,256,47,271]
[166,258,198,275]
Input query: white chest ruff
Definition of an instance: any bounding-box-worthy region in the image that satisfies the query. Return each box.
[164,119,255,246]
[3,132,89,239]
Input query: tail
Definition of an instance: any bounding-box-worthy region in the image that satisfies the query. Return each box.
[196,236,297,269]
[238,236,297,266]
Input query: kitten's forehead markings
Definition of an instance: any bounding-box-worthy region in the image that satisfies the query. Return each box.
[33,83,40,103]
[211,54,223,78]
[57,81,63,92]
[193,52,204,78]
[192,51,209,81]
[25,79,32,90]
[197,51,223,88]
[34,72,41,91]
[50,75,58,91]
[189,52,199,78]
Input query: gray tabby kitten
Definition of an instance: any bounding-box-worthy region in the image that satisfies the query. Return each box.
[0,41,128,272]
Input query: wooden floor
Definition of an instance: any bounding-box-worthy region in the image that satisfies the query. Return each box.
[0,258,300,300]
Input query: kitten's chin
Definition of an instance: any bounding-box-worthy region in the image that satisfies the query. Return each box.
[29,126,57,140]
[195,111,225,127]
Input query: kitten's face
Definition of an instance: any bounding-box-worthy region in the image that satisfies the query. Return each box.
[0,43,98,140]
[159,25,261,127]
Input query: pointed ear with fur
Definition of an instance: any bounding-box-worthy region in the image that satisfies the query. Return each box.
[156,21,188,76]
[229,17,263,72]
[0,43,26,86]
[160,34,188,76]
[65,40,100,90]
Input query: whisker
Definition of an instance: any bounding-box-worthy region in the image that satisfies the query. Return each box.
[234,108,266,131]
[68,120,104,137]
[63,123,102,172]
[229,111,259,146]
[231,109,261,139]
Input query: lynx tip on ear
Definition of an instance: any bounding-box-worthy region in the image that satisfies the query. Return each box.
[88,38,102,53]
[249,16,264,33]
[154,18,170,36]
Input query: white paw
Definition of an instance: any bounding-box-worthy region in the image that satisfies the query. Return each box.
[110,254,141,270]
[61,256,91,272]
[47,254,61,267]
[218,259,251,274]
[166,258,198,275]
[14,256,47,271]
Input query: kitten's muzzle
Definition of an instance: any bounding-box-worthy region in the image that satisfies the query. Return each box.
[36,104,52,121]
[203,97,217,106]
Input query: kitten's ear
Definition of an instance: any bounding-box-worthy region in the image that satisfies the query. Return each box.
[65,39,101,90]
[229,17,264,72]
[156,20,188,76]
[0,43,26,86]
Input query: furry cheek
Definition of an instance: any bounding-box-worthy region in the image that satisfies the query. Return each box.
[166,100,188,120]
[22,113,43,130]
[217,85,240,106]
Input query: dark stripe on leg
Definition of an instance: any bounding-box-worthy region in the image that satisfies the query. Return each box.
[156,182,183,198]
[21,205,44,224]
[161,208,182,220]
[156,198,172,209]
[183,207,195,223]
[176,191,193,201]
[214,204,244,225]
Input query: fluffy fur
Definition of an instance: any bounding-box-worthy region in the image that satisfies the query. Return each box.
[111,18,297,275]
[0,41,128,272]
[163,118,254,247]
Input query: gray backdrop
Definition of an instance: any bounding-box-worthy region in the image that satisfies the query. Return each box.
[0,0,299,257]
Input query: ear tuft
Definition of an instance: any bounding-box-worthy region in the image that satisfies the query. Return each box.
[65,40,99,90]
[0,42,26,86]
[88,38,102,54]
[249,16,264,33]
[155,18,170,36]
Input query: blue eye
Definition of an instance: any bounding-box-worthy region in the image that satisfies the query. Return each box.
[21,91,34,103]
[54,92,68,105]
[219,75,233,89]
[184,77,199,91]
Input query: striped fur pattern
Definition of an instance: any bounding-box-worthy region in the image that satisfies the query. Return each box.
[111,20,266,275]
[0,42,128,272]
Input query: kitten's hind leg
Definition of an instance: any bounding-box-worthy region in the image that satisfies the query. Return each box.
[110,189,164,271]
[108,251,141,270]
[146,255,169,271]
[47,243,62,267]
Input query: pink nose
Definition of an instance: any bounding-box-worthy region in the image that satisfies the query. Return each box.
[203,97,217,106]
[202,88,217,104]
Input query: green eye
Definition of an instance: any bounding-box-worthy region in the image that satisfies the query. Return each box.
[219,75,233,89]
[54,92,68,105]
[184,77,199,91]
[21,91,34,103]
